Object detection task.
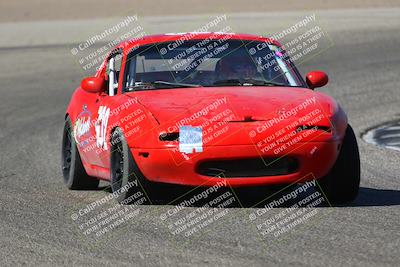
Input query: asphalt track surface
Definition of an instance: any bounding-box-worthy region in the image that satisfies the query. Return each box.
[0,8,399,267]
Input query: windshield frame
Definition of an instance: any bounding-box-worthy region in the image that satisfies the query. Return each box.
[122,39,307,93]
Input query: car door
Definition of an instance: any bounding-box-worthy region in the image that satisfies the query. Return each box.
[90,50,123,169]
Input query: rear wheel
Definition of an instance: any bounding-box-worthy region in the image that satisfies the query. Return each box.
[317,125,360,204]
[61,117,99,189]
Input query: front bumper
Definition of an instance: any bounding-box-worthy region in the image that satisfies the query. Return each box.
[131,141,340,187]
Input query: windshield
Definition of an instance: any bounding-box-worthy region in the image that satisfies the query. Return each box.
[123,39,305,91]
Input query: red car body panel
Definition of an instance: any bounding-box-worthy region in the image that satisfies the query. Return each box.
[66,32,348,187]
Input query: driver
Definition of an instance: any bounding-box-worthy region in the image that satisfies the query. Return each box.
[215,55,262,81]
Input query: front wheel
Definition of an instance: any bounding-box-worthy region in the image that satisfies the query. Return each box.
[317,125,360,204]
[110,128,153,204]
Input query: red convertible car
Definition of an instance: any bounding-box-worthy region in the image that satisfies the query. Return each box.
[62,32,360,204]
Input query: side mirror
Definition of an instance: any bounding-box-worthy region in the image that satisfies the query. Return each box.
[81,76,105,93]
[306,71,328,89]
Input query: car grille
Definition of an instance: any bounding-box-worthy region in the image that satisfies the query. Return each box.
[196,157,298,178]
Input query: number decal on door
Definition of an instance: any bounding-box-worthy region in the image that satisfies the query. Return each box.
[95,106,110,150]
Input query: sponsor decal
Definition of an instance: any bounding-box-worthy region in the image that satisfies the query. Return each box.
[95,106,111,150]
[74,106,92,147]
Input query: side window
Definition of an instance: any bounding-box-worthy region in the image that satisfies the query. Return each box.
[106,51,123,96]
[124,53,137,92]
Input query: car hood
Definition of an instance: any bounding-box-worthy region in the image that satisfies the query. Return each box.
[127,86,336,125]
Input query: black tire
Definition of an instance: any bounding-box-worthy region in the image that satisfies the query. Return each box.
[317,124,360,204]
[61,117,99,189]
[110,128,151,204]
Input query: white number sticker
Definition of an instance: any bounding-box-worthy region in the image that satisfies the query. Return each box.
[95,106,110,150]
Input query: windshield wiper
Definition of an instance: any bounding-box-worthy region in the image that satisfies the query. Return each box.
[126,81,201,91]
[243,79,286,87]
[212,79,243,86]
[152,81,201,88]
[212,79,286,87]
